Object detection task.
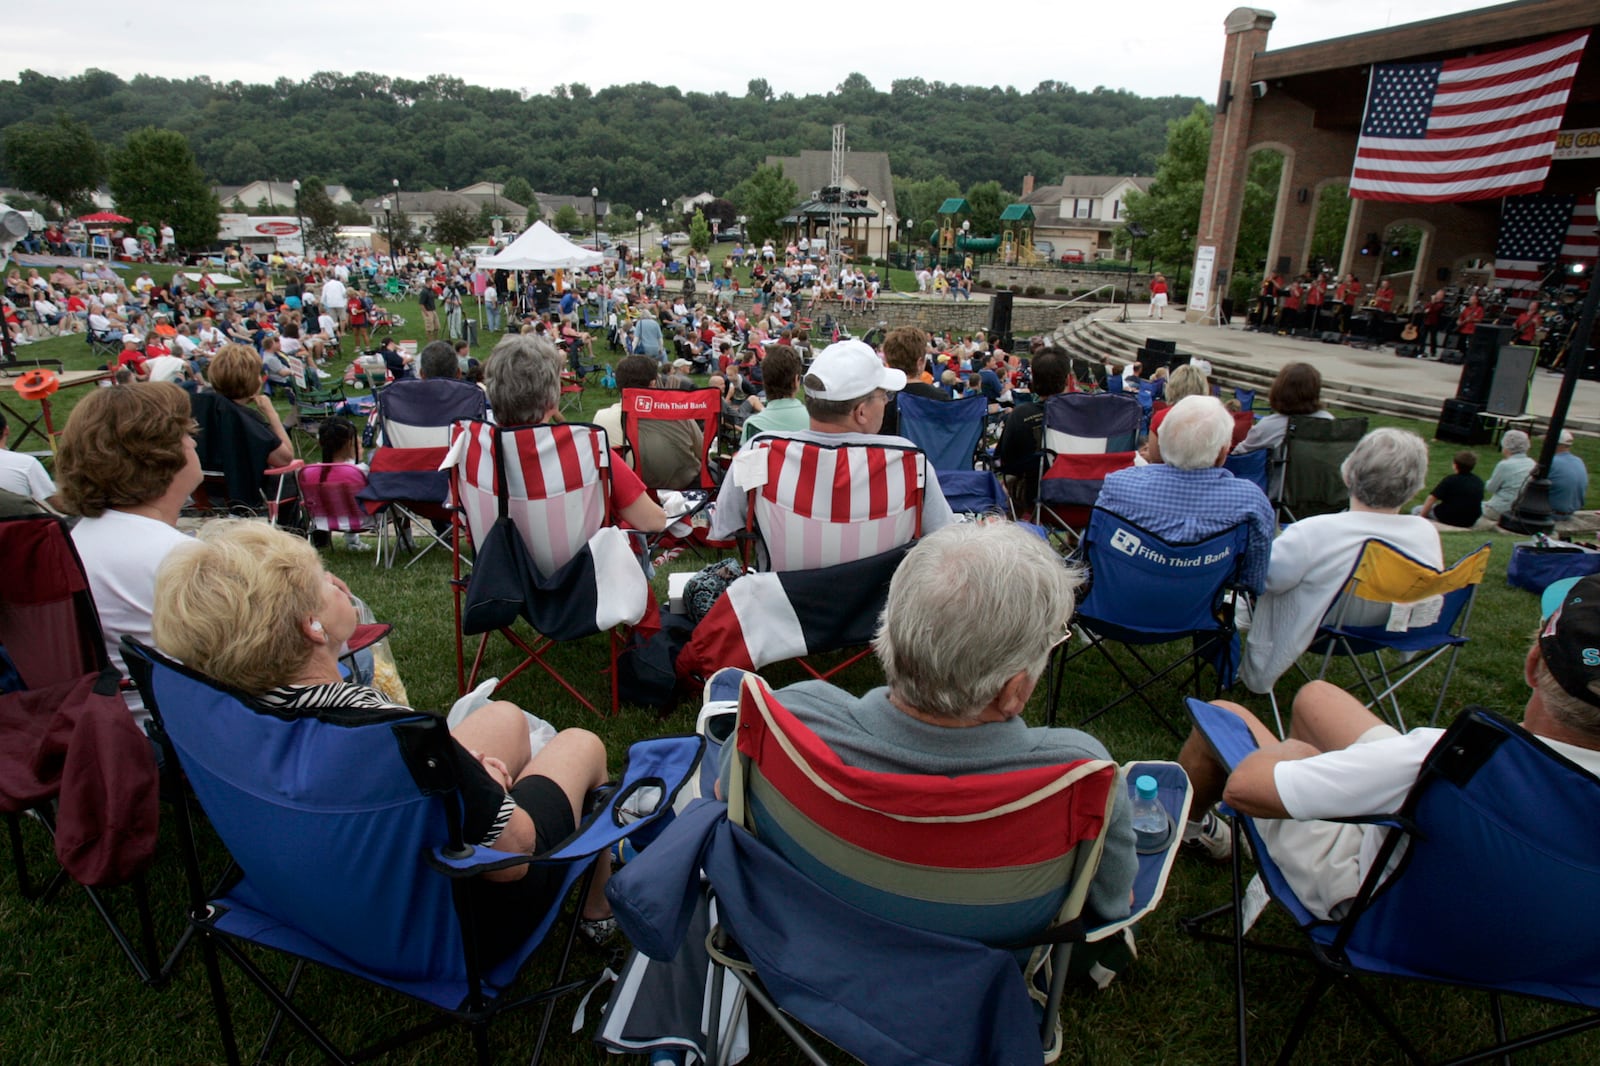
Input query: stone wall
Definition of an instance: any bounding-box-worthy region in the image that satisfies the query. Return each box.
[975,265,1155,299]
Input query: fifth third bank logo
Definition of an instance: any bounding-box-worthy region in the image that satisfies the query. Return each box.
[1110,528,1142,557]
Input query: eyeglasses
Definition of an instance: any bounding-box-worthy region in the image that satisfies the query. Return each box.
[1050,623,1075,651]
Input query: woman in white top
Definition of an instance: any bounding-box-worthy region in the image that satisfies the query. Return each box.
[55,383,203,724]
[1241,428,1442,694]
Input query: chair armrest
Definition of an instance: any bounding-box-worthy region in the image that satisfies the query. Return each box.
[265,459,306,477]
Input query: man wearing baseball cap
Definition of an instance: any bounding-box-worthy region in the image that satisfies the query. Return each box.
[709,339,954,543]
[1173,574,1600,920]
[1547,428,1589,521]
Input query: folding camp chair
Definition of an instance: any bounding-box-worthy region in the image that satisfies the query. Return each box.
[1181,699,1600,1066]
[712,437,925,681]
[1305,540,1493,731]
[1049,507,1250,736]
[1222,448,1270,495]
[0,514,177,986]
[126,639,701,1066]
[448,419,652,716]
[619,386,722,550]
[1035,393,1141,550]
[1276,415,1367,523]
[684,673,1191,1066]
[362,380,488,568]
[558,371,584,414]
[296,462,386,562]
[188,391,304,524]
[86,327,121,361]
[895,392,988,473]
[284,382,349,457]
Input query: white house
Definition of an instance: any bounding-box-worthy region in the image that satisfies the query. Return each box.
[1020,174,1152,261]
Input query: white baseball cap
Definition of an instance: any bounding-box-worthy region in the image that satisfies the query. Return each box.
[1558,428,1575,446]
[805,340,906,401]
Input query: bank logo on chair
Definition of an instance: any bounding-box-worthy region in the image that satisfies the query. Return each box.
[1110,527,1142,557]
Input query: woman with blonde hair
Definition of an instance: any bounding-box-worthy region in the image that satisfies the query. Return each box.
[205,343,294,468]
[153,520,620,947]
[1143,362,1211,464]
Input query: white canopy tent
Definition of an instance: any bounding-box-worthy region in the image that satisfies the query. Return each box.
[475,221,603,271]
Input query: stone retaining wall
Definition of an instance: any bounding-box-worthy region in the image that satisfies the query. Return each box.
[976,265,1155,299]
[716,294,1099,337]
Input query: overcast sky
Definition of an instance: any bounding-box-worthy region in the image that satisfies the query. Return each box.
[8,0,1494,102]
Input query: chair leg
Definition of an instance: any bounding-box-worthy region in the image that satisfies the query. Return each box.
[6,811,41,899]
[1273,969,1334,1066]
[196,922,244,1066]
[1229,816,1250,1066]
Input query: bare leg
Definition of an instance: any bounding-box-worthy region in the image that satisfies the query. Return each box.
[1286,680,1387,752]
[449,700,532,775]
[1178,699,1280,814]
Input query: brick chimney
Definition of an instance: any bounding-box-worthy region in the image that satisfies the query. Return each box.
[1022,174,1035,197]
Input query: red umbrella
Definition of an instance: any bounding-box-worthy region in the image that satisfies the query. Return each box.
[78,211,132,225]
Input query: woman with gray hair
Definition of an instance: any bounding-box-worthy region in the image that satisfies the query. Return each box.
[1240,427,1442,694]
[1481,428,1536,523]
[481,333,668,533]
[1143,362,1210,464]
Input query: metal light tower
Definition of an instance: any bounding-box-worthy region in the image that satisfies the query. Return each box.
[291,179,305,259]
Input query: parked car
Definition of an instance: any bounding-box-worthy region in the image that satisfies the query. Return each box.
[665,231,691,246]
[1033,240,1055,258]
[1061,249,1085,264]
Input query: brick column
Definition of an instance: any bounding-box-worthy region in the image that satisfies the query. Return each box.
[1187,7,1276,324]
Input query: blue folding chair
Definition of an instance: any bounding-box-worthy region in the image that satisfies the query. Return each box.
[1222,448,1270,495]
[126,639,703,1066]
[1049,507,1249,736]
[1181,698,1600,1065]
[895,392,987,473]
[939,469,1011,517]
[1232,386,1256,412]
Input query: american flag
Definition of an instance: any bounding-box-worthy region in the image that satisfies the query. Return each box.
[1350,31,1590,203]
[1492,195,1599,310]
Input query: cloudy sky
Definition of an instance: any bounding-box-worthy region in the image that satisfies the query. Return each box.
[8,0,1493,101]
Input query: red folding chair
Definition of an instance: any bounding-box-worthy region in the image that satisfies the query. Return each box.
[620,386,723,554]
[447,419,652,716]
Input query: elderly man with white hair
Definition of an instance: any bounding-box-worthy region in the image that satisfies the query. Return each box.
[708,338,955,542]
[1481,429,1536,523]
[1240,428,1440,698]
[1093,394,1276,595]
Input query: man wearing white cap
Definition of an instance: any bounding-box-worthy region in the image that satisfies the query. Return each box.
[1548,428,1589,520]
[709,339,954,542]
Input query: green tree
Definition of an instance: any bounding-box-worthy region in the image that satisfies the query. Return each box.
[1308,183,1351,271]
[553,203,581,233]
[525,196,543,226]
[432,203,480,248]
[336,201,370,226]
[604,202,635,236]
[892,177,961,246]
[108,127,219,248]
[1120,102,1211,270]
[3,113,106,216]
[689,207,710,253]
[502,175,536,207]
[963,180,1014,241]
[729,163,797,245]
[295,179,341,255]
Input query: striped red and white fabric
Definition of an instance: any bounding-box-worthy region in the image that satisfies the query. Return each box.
[448,420,609,577]
[1349,30,1590,203]
[750,439,925,572]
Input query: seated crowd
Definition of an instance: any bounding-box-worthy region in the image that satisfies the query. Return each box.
[16,257,1597,1061]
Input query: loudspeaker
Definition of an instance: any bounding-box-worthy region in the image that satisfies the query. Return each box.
[1439,347,1463,365]
[1395,344,1419,358]
[1486,344,1536,416]
[1320,331,1344,344]
[988,291,1014,348]
[1457,324,1512,405]
[1143,338,1177,355]
[1436,398,1489,444]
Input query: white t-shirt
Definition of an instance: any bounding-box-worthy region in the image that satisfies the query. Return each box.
[1241,511,1442,694]
[321,278,347,309]
[72,510,192,723]
[145,355,189,383]
[0,448,55,500]
[1275,726,1600,914]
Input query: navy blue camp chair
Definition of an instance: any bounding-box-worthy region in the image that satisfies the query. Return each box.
[1222,448,1269,495]
[895,392,987,473]
[1233,386,1256,412]
[1049,507,1249,736]
[939,470,1011,517]
[1181,698,1600,1065]
[126,639,703,1066]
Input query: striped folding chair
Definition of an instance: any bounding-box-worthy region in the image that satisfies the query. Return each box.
[447,419,650,716]
[1035,393,1141,550]
[697,672,1191,1065]
[296,463,385,562]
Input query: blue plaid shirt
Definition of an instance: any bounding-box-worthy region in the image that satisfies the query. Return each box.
[1094,464,1275,595]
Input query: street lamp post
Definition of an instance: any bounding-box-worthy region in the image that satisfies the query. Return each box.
[291,179,305,261]
[591,186,600,250]
[635,210,643,266]
[884,213,895,263]
[382,197,395,274]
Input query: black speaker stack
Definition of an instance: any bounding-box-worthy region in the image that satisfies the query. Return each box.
[1136,337,1186,375]
[1436,324,1514,444]
[988,292,1014,352]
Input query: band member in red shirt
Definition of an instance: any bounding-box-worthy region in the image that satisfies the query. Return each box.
[1455,293,1485,339]
[1334,274,1363,334]
[1421,289,1447,358]
[1513,301,1542,345]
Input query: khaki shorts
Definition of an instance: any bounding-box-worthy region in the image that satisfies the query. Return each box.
[1253,723,1399,921]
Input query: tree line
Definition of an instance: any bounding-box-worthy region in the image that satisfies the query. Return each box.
[0,68,1200,225]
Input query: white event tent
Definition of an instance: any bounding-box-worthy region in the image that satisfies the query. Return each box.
[476,221,603,271]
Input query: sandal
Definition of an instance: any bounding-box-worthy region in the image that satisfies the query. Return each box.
[578,915,618,946]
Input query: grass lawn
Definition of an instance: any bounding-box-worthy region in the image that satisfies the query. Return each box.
[2,270,1598,1064]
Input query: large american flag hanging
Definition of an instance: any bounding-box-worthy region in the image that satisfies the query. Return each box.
[1492,194,1599,309]
[1350,30,1590,203]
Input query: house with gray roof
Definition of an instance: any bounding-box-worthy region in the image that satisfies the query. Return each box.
[1020,174,1152,261]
